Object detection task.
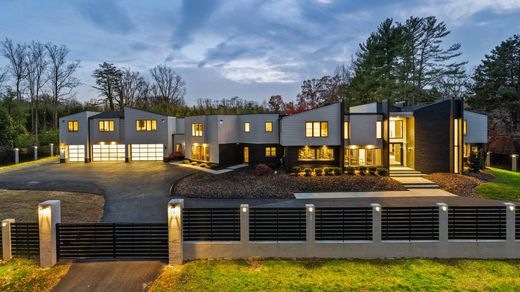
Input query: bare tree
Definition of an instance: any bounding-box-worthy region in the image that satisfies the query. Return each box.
[25,41,48,145]
[149,65,185,105]
[0,67,7,91]
[117,69,148,109]
[1,38,27,102]
[46,43,80,130]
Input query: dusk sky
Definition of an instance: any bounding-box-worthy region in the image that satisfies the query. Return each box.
[1,0,519,105]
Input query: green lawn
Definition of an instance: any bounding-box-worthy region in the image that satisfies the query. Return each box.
[0,259,70,292]
[476,168,520,201]
[151,259,520,291]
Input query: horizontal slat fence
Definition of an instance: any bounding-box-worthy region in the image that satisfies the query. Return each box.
[57,223,168,260]
[183,208,240,241]
[11,223,39,258]
[448,207,506,240]
[516,209,520,240]
[250,208,306,241]
[382,207,439,241]
[315,208,372,241]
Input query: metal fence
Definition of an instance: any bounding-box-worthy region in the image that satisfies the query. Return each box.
[0,145,58,166]
[382,207,439,241]
[183,208,240,241]
[315,208,372,241]
[448,207,507,240]
[249,208,306,241]
[56,223,168,260]
[11,223,40,258]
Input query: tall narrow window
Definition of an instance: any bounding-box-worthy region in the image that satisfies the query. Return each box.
[344,121,349,139]
[305,122,313,137]
[244,122,250,132]
[136,119,157,131]
[191,123,203,137]
[99,120,114,132]
[463,119,467,136]
[376,121,382,139]
[389,120,403,139]
[68,120,79,132]
[305,121,328,137]
[265,121,273,132]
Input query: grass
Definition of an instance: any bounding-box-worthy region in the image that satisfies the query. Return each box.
[150,259,520,291]
[0,189,104,222]
[476,167,520,201]
[0,156,58,171]
[0,259,70,292]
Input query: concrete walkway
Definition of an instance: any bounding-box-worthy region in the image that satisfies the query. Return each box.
[171,161,248,174]
[295,188,456,199]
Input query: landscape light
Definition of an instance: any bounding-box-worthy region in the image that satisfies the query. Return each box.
[308,206,314,212]
[39,206,51,217]
[242,207,248,213]
[509,205,515,212]
[1,222,7,227]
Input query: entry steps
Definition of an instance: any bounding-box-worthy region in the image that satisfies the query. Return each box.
[389,168,439,189]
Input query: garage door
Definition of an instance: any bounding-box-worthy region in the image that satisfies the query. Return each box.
[92,144,126,162]
[68,145,85,162]
[131,144,164,161]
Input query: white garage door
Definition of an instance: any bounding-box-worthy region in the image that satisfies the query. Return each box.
[92,144,126,162]
[131,144,164,161]
[68,145,85,162]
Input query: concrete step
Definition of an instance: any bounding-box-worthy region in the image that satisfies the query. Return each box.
[403,184,439,189]
[389,173,425,177]
[390,170,422,174]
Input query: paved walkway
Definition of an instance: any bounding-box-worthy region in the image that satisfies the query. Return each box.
[171,161,248,174]
[295,188,456,199]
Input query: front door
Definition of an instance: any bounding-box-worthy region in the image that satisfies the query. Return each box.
[244,147,249,163]
[389,143,403,166]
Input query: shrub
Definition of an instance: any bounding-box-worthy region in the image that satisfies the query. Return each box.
[368,166,377,175]
[191,161,199,166]
[209,163,219,169]
[345,166,355,175]
[358,166,367,175]
[304,168,312,176]
[292,166,302,173]
[332,167,342,176]
[169,151,184,161]
[254,164,273,176]
[377,167,389,176]
[199,163,208,168]
[323,167,333,176]
[183,159,191,164]
[314,168,323,176]
[467,154,482,172]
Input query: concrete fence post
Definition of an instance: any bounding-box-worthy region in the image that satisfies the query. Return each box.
[168,199,184,265]
[306,204,315,249]
[437,203,449,242]
[486,151,491,167]
[512,154,518,172]
[33,146,38,160]
[38,200,61,267]
[240,204,249,244]
[50,143,54,157]
[504,202,516,242]
[2,219,15,261]
[371,203,381,243]
[14,148,19,164]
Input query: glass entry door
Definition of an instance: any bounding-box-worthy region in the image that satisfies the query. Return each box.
[243,147,249,163]
[389,143,403,165]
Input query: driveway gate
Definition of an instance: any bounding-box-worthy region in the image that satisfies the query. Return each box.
[56,223,168,260]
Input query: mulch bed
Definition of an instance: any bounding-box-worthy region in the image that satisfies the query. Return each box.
[424,170,496,198]
[173,168,404,199]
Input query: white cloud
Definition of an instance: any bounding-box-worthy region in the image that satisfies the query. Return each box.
[218,58,299,83]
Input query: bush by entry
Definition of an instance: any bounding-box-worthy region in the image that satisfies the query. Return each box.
[151,259,520,291]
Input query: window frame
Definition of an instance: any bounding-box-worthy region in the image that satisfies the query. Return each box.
[305,121,328,137]
[265,146,277,157]
[343,121,349,139]
[298,146,334,161]
[135,119,157,132]
[68,120,79,132]
[98,120,115,132]
[389,120,403,139]
[376,121,382,139]
[244,122,250,133]
[191,123,203,137]
[265,121,273,133]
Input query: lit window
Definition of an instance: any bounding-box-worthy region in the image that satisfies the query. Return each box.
[344,121,349,139]
[305,121,328,137]
[175,144,183,152]
[376,121,382,139]
[298,146,334,161]
[389,120,403,139]
[192,144,209,161]
[265,147,277,157]
[99,120,114,132]
[68,120,79,132]
[136,119,157,131]
[463,119,467,136]
[244,122,250,133]
[265,121,273,132]
[192,123,203,137]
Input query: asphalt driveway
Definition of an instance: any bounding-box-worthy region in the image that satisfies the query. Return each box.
[0,161,194,222]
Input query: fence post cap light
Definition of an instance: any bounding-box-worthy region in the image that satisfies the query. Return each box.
[240,204,249,213]
[436,202,448,211]
[370,203,381,212]
[14,148,19,151]
[504,202,515,211]
[306,204,315,212]
[511,154,519,158]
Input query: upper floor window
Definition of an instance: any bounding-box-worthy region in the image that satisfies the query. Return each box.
[99,120,114,132]
[265,121,273,132]
[68,120,79,132]
[192,123,203,137]
[136,119,157,132]
[344,121,349,139]
[376,121,382,139]
[389,120,403,139]
[244,122,250,133]
[305,121,328,137]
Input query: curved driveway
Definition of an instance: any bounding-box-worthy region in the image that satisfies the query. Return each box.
[0,161,194,222]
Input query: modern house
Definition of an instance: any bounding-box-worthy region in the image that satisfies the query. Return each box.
[59,99,488,174]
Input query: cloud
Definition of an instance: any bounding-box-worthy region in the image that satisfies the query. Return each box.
[218,58,299,83]
[75,0,136,33]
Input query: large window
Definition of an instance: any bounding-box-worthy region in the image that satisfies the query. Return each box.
[390,120,403,139]
[68,120,78,132]
[265,121,273,132]
[244,122,250,132]
[345,148,382,166]
[136,119,157,132]
[298,146,334,161]
[192,144,209,161]
[305,121,328,137]
[376,121,382,139]
[265,147,276,157]
[98,120,114,132]
[192,123,203,137]
[344,121,349,139]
